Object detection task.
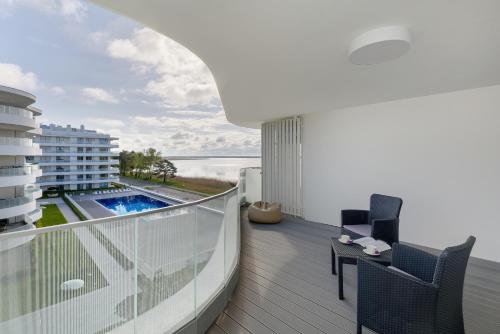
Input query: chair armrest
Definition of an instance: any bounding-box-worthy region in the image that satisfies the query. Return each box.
[341,210,369,226]
[392,243,438,283]
[371,218,399,245]
[357,258,438,334]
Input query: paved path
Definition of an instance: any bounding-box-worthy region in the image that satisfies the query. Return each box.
[56,202,80,223]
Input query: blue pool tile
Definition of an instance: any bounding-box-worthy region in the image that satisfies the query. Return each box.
[96,195,170,215]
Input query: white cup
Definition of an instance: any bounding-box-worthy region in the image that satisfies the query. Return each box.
[366,244,378,254]
[340,234,350,242]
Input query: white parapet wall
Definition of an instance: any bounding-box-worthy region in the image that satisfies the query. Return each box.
[303,84,500,262]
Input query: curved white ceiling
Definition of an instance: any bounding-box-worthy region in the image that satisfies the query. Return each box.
[91,0,500,128]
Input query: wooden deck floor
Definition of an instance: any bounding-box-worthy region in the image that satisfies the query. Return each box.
[208,211,500,334]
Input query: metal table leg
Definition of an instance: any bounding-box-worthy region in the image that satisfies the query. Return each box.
[338,257,344,300]
[331,246,337,275]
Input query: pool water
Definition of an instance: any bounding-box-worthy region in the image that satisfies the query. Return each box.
[96,195,170,215]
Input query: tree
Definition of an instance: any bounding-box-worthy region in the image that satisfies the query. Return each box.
[133,152,146,177]
[154,159,177,182]
[144,148,162,179]
[119,150,134,175]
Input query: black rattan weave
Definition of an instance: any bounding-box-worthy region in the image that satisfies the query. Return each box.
[357,236,476,334]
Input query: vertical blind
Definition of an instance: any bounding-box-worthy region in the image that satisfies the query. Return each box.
[262,117,303,217]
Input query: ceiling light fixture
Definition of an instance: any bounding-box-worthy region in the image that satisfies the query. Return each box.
[349,26,412,65]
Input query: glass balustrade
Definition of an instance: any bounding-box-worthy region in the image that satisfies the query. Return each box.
[0,185,239,334]
[0,105,33,119]
[0,137,32,146]
[0,166,32,177]
[0,197,31,209]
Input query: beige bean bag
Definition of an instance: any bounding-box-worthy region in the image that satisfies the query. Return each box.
[248,201,282,223]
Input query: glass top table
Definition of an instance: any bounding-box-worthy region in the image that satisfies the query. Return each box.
[331,229,392,300]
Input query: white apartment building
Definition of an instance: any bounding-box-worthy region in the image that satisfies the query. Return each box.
[31,124,119,191]
[0,85,43,232]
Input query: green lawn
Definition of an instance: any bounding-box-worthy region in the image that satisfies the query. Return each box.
[37,204,68,228]
[123,174,235,195]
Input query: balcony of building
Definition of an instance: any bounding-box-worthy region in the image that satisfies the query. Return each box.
[0,165,42,187]
[0,137,41,156]
[0,168,498,333]
[0,105,37,131]
[0,196,36,221]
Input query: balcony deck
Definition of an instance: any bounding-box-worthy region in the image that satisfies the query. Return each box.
[209,211,500,334]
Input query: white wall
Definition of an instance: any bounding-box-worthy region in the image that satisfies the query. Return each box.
[303,85,500,262]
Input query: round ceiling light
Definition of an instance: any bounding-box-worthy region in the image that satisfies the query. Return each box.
[349,26,411,65]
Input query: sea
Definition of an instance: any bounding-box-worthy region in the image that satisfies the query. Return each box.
[170,157,261,182]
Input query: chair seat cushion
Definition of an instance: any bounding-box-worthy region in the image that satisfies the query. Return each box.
[344,224,371,236]
[388,266,418,279]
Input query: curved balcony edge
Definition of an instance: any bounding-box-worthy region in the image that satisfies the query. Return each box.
[24,208,42,224]
[0,112,37,131]
[0,144,41,156]
[0,169,38,187]
[0,198,36,220]
[0,184,241,334]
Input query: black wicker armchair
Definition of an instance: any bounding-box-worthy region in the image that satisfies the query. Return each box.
[341,194,403,245]
[357,236,476,334]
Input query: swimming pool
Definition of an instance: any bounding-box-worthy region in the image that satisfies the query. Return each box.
[96,195,170,215]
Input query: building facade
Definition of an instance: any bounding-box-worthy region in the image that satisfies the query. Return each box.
[32,124,119,191]
[0,85,43,232]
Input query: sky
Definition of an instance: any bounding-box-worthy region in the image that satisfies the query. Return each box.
[0,0,261,156]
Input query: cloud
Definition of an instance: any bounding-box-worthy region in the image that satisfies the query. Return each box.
[49,86,65,95]
[0,63,38,91]
[0,0,87,21]
[84,23,260,155]
[117,110,260,155]
[81,87,119,104]
[59,0,86,21]
[85,117,125,129]
[106,27,220,108]
[171,132,190,140]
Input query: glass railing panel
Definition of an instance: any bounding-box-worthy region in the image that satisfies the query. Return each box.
[239,167,261,204]
[194,195,226,313]
[0,137,32,146]
[0,105,33,119]
[134,206,196,333]
[0,197,31,209]
[224,190,239,280]
[0,185,239,334]
[0,166,31,176]
[0,217,137,334]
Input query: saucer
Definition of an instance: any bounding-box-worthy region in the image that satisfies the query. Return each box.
[363,249,380,256]
[338,238,353,245]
